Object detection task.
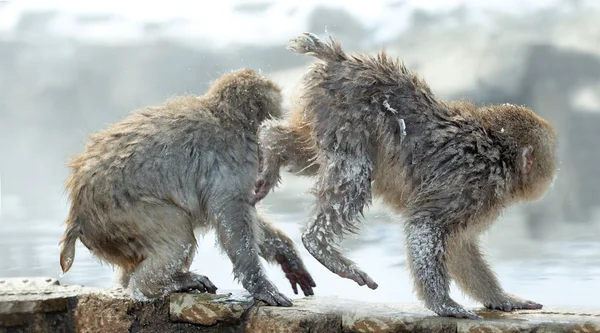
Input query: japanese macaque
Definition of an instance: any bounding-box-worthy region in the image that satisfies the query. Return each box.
[59,69,316,305]
[254,33,557,319]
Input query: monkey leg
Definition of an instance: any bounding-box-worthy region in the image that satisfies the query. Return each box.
[405,219,480,319]
[127,239,217,299]
[447,240,542,311]
[301,153,378,289]
[256,213,316,296]
[213,198,293,306]
[88,204,217,298]
[254,119,318,203]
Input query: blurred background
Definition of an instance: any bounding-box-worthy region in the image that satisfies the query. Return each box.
[1,0,599,307]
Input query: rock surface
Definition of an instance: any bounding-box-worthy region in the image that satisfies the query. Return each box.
[0,277,86,331]
[1,277,599,332]
[170,292,255,326]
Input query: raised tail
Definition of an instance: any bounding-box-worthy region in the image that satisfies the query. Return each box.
[287,32,347,63]
[59,219,80,273]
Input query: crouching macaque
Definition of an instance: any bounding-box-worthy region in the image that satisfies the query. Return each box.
[59,69,315,305]
[254,33,558,318]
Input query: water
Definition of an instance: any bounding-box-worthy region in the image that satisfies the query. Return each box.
[1,173,599,308]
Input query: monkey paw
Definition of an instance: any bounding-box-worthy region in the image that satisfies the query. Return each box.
[303,236,378,290]
[253,174,278,204]
[253,288,293,307]
[175,273,218,294]
[434,303,482,320]
[485,295,542,311]
[276,254,316,296]
[339,264,378,290]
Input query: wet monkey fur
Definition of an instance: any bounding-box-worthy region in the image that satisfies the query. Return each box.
[59,69,315,305]
[255,33,558,318]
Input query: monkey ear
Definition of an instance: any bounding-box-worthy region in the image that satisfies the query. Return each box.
[520,145,535,174]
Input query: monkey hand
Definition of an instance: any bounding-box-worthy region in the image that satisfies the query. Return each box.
[484,294,543,311]
[303,235,378,290]
[338,264,379,290]
[249,280,293,307]
[275,253,316,296]
[253,170,279,204]
[432,299,482,320]
[174,272,218,294]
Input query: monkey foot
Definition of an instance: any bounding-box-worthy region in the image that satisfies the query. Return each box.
[252,287,293,307]
[254,290,293,307]
[276,254,316,296]
[435,304,482,320]
[338,264,378,290]
[485,297,543,311]
[174,272,218,294]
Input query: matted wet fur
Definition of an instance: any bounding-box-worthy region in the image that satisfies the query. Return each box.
[255,33,557,319]
[59,68,315,305]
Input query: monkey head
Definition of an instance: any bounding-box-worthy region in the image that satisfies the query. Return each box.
[485,104,558,202]
[207,69,283,126]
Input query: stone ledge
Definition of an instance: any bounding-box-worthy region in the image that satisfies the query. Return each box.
[1,277,599,332]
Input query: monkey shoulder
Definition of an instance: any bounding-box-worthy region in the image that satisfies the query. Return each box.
[411,121,507,190]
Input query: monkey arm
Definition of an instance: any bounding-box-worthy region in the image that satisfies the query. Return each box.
[254,119,288,202]
[212,197,292,307]
[447,239,542,311]
[256,213,316,296]
[301,151,378,289]
[404,214,481,319]
[254,119,318,203]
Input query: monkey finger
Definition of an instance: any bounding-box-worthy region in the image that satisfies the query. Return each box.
[187,273,218,294]
[299,282,314,296]
[299,273,316,296]
[344,265,378,290]
[279,261,316,296]
[254,290,293,307]
[285,273,310,296]
[486,299,543,311]
[255,178,265,190]
[503,299,543,310]
[251,184,270,205]
[254,190,268,203]
[456,312,482,320]
[359,273,378,290]
[289,280,299,295]
[177,282,207,294]
[521,301,543,310]
[198,278,218,294]
[440,308,482,320]
[272,292,293,307]
[295,277,314,296]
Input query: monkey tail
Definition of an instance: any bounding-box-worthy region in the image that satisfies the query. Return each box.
[59,216,81,274]
[287,32,347,63]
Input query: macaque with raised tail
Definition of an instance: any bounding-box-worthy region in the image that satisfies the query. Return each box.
[255,33,557,319]
[59,68,316,305]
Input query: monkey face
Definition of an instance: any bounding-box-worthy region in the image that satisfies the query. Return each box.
[519,118,558,202]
